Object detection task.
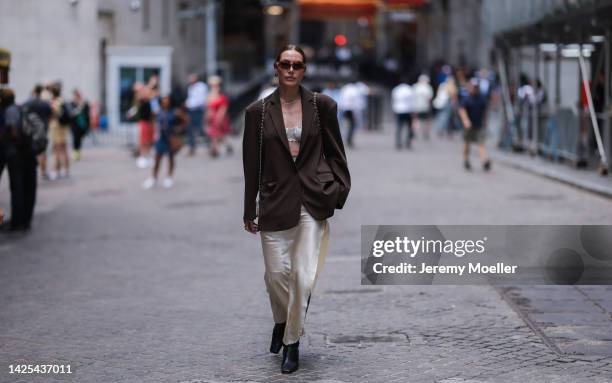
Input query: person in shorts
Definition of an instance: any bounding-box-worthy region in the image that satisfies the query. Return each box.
[458,80,491,171]
[142,96,187,189]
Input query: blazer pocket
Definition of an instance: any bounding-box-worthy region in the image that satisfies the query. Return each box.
[317,172,334,183]
[261,180,278,196]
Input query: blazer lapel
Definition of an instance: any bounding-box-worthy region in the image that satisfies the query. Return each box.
[268,89,291,156]
[296,86,314,164]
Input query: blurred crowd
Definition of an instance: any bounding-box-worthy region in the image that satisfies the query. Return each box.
[126,73,233,189]
[0,70,237,233]
[4,54,582,233]
[0,82,90,232]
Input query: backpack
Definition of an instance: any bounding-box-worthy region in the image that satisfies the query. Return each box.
[21,104,48,155]
[58,102,72,126]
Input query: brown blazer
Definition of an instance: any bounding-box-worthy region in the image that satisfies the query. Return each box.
[243,86,351,232]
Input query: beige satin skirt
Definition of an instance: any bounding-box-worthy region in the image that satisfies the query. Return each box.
[260,205,330,345]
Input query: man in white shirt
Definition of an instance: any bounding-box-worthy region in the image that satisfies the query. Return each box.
[339,82,362,148]
[354,81,370,131]
[185,73,208,155]
[391,78,414,149]
[412,74,434,139]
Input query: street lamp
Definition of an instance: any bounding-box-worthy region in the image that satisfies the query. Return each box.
[266,5,284,16]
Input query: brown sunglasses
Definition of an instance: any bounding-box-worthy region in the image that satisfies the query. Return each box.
[277,61,305,71]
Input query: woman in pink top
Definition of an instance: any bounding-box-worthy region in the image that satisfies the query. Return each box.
[206,75,233,157]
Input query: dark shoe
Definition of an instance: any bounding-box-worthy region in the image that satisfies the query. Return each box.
[483,160,491,171]
[464,160,471,171]
[270,322,285,354]
[281,341,299,374]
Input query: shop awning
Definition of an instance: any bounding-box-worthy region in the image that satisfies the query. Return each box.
[299,0,427,20]
[299,0,379,20]
[384,0,426,10]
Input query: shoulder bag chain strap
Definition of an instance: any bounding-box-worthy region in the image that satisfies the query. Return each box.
[313,92,320,132]
[313,92,326,160]
[258,98,265,196]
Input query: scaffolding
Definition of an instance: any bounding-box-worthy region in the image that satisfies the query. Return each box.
[491,0,612,175]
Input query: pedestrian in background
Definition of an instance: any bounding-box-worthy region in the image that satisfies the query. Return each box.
[412,74,434,140]
[0,88,25,231]
[433,75,458,137]
[516,73,535,148]
[206,75,232,158]
[0,90,5,227]
[184,73,207,156]
[37,83,53,180]
[48,83,71,179]
[135,82,154,169]
[354,80,369,131]
[339,82,361,148]
[458,80,491,171]
[259,78,277,100]
[243,45,350,374]
[322,82,342,122]
[69,89,90,161]
[142,95,187,189]
[18,84,51,230]
[391,77,414,149]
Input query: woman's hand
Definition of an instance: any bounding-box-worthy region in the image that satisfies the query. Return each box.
[244,219,259,234]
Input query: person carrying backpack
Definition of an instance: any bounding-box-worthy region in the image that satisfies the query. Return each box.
[0,88,38,231]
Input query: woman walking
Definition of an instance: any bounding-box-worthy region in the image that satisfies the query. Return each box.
[48,84,70,179]
[142,95,187,189]
[242,45,350,374]
[69,89,90,161]
[206,75,232,157]
[135,82,155,169]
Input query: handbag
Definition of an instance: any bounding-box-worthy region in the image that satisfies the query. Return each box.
[169,134,183,153]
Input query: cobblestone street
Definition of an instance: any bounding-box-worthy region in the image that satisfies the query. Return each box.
[1,127,611,383]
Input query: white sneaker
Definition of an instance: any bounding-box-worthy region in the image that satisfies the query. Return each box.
[137,156,149,169]
[49,172,58,181]
[142,177,156,189]
[162,178,174,188]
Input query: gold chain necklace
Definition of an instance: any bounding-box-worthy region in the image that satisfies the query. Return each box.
[281,97,300,105]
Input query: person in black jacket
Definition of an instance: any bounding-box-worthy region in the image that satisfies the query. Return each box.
[69,89,90,161]
[242,45,350,374]
[1,87,47,231]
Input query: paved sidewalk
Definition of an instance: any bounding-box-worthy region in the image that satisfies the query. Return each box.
[492,149,612,199]
[0,128,611,382]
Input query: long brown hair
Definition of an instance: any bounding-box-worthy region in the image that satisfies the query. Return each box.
[275,45,306,64]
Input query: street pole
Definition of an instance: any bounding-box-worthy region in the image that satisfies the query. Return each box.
[533,43,540,155]
[289,0,300,44]
[206,0,217,77]
[578,44,609,174]
[605,28,611,173]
